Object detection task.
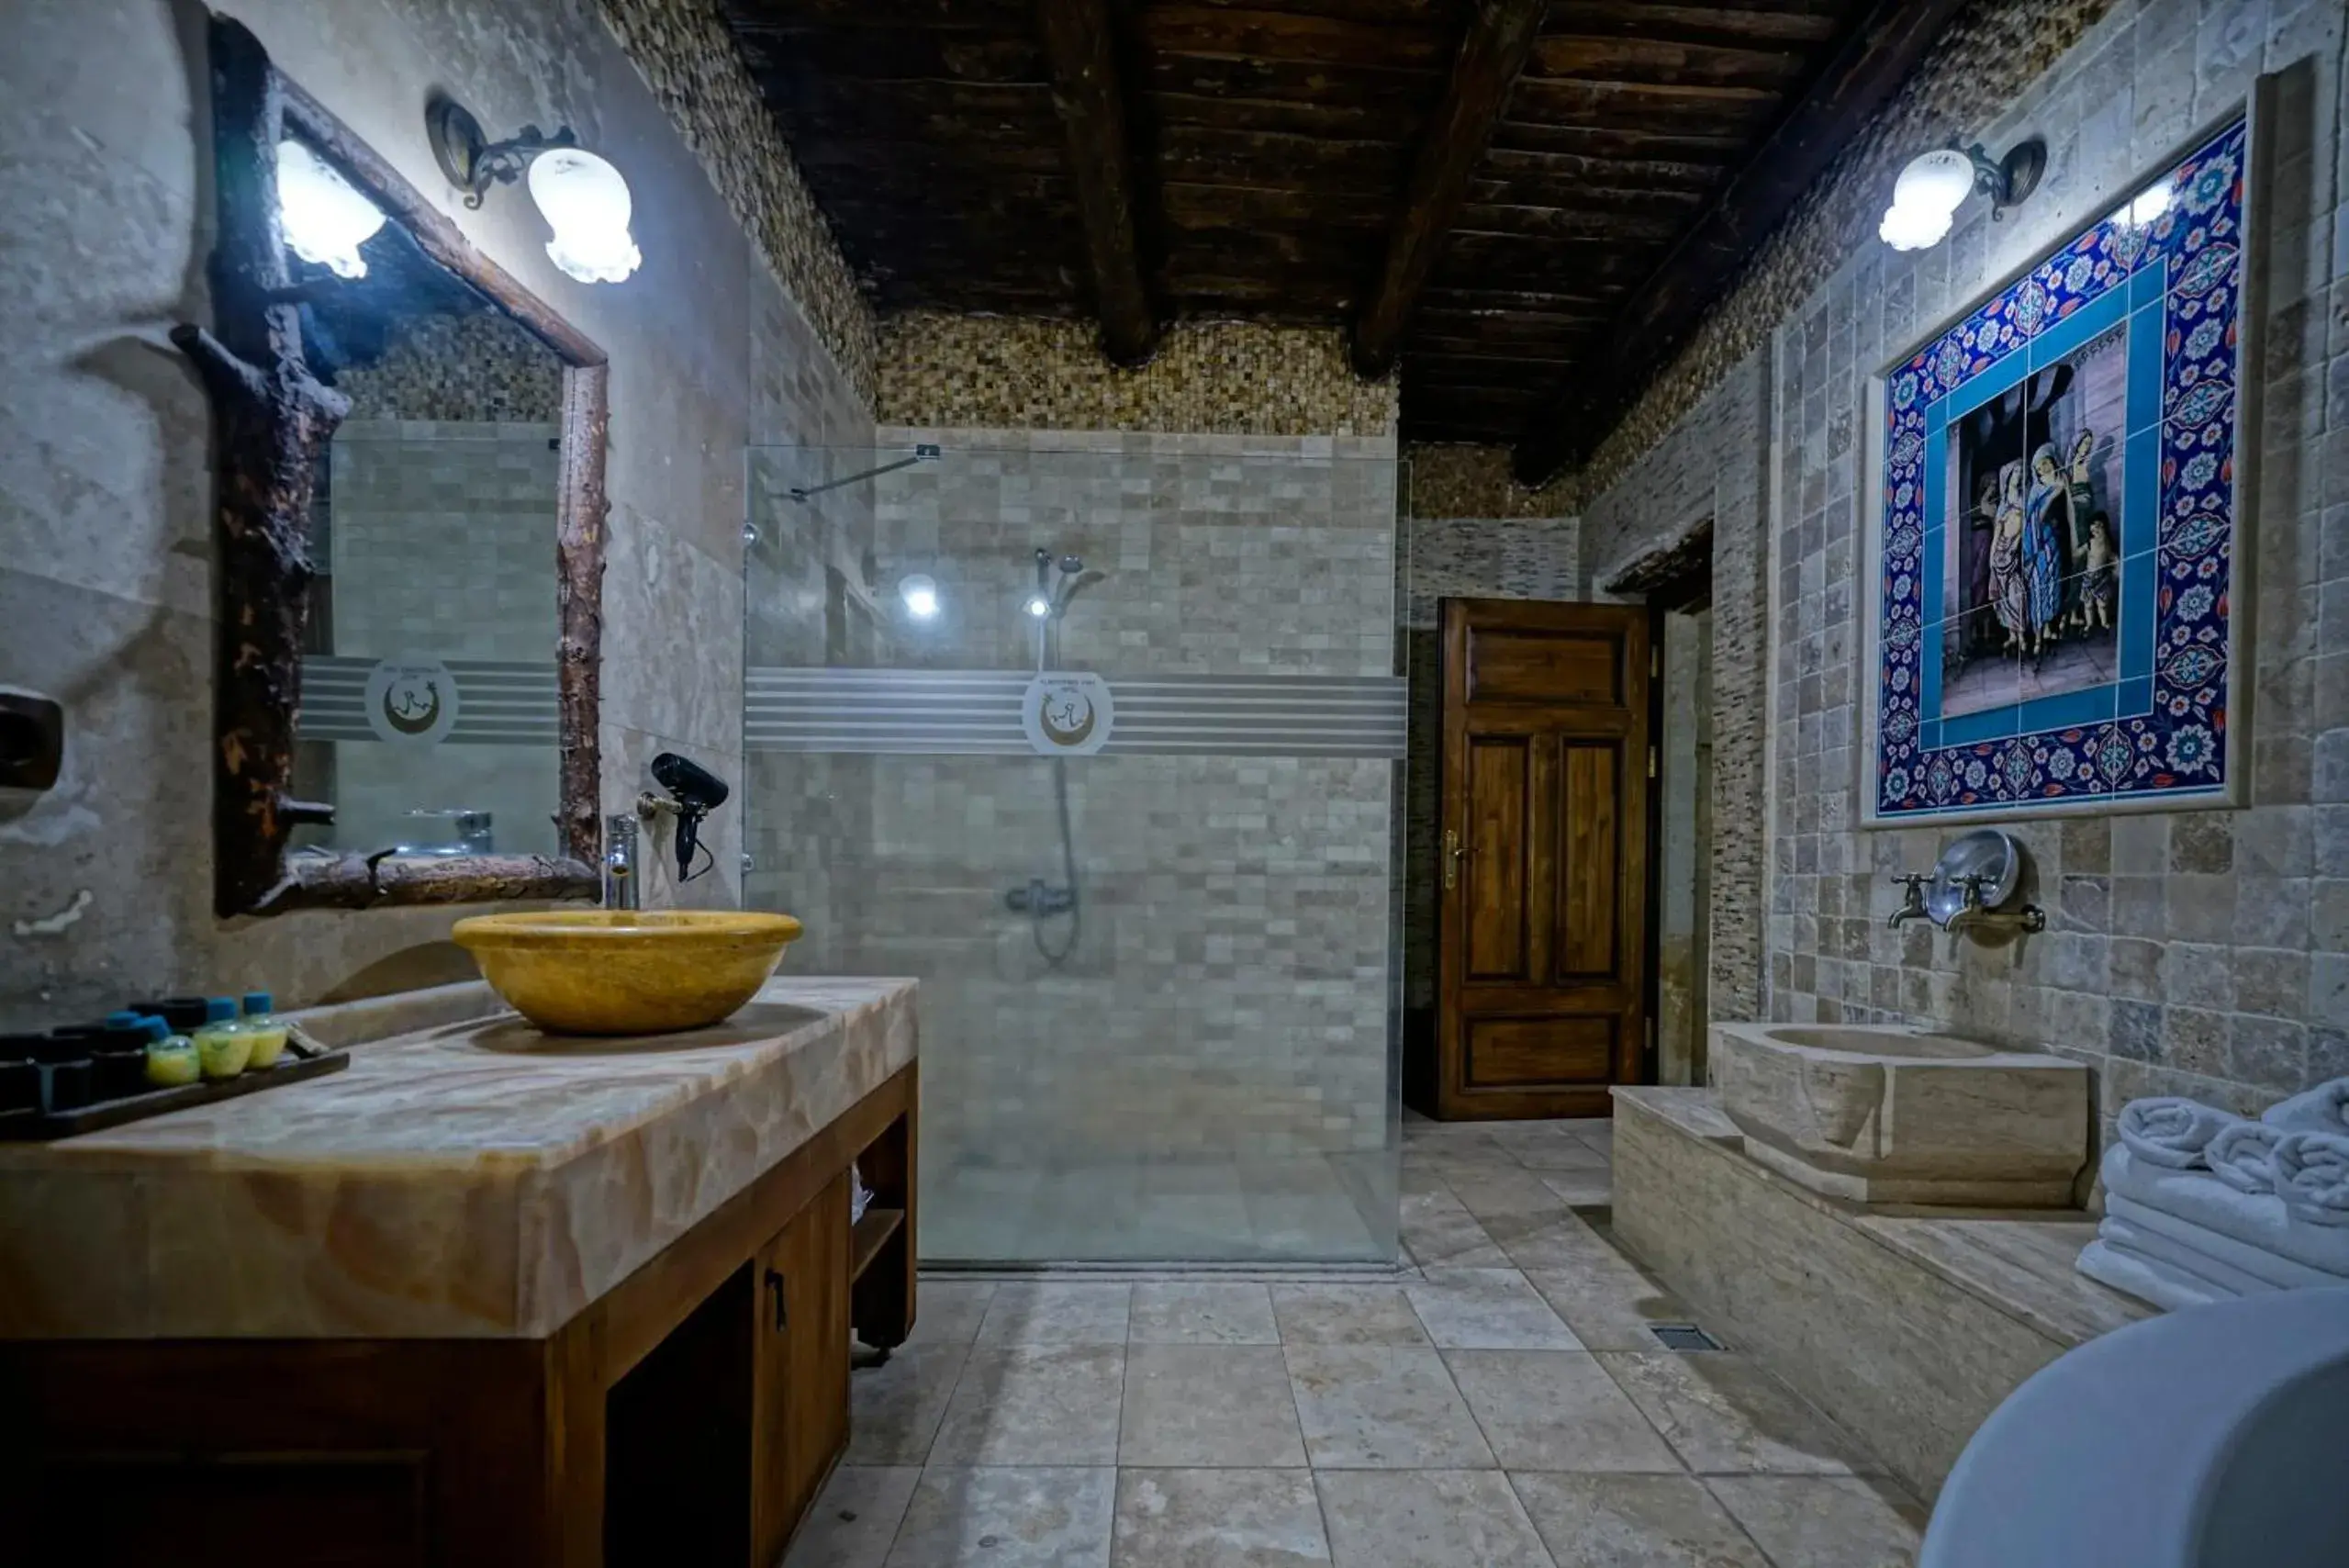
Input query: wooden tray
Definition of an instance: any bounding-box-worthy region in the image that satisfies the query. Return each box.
[0,1047,350,1141]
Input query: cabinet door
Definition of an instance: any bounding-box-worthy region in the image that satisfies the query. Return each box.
[750,1171,850,1565]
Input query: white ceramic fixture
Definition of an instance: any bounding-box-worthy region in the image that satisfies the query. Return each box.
[1922,1288,2349,1567]
[276,139,386,278]
[527,147,641,284]
[1879,147,1976,251]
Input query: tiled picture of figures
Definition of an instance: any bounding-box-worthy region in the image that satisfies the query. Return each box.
[1938,324,2126,719]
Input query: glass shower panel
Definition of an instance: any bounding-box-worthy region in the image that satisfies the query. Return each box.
[744,439,1404,1265]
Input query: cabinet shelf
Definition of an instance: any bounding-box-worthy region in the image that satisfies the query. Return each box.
[851,1206,905,1282]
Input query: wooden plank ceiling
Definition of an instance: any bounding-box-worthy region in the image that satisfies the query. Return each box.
[721,0,1951,476]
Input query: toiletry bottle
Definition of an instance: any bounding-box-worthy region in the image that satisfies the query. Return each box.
[95,1014,157,1098]
[192,996,252,1081]
[143,1017,201,1088]
[240,991,289,1070]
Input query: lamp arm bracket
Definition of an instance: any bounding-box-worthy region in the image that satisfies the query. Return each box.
[427,95,579,208]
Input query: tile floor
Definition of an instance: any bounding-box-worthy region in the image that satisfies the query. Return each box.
[793,1115,1929,1567]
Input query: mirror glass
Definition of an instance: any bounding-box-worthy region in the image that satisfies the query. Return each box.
[279,135,568,861]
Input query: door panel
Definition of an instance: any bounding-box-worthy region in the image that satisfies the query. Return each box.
[1465,735,1531,981]
[1466,626,1624,705]
[1462,1016,1616,1089]
[1556,740,1623,980]
[1434,599,1651,1120]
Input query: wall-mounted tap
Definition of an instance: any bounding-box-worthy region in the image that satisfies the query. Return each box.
[1945,872,2046,936]
[602,812,641,910]
[1886,873,1931,928]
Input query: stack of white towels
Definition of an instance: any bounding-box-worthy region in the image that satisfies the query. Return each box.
[2076,1077,2349,1311]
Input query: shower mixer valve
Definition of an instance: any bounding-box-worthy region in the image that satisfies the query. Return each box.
[1005,878,1075,918]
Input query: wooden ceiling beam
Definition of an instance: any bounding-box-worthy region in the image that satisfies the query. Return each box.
[1350,0,1549,378]
[1514,0,1970,482]
[1035,0,1158,363]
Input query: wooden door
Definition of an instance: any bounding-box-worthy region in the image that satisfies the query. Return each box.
[1435,599,1651,1119]
[750,1170,851,1565]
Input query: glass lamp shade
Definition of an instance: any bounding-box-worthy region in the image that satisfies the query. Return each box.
[527,148,642,284]
[1879,148,1975,252]
[276,139,386,278]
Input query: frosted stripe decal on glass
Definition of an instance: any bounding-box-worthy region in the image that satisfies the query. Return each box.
[745,667,1406,757]
[296,655,558,745]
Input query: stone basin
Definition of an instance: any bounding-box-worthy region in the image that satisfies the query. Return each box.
[1711,1021,2090,1206]
[452,909,804,1036]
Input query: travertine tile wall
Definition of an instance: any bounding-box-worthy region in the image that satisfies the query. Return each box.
[0,0,869,1019]
[1580,0,2349,1128]
[743,431,1399,1160]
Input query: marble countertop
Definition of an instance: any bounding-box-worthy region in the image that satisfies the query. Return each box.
[0,976,917,1341]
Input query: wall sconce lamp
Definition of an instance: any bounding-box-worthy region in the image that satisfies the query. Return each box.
[1879,137,2046,252]
[426,95,641,284]
[276,139,386,279]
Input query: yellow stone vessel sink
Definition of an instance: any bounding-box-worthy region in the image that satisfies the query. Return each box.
[451,910,805,1036]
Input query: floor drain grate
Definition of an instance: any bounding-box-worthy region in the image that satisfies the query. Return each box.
[1650,1323,1723,1351]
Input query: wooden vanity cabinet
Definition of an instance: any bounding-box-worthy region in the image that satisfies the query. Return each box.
[3,1062,918,1568]
[753,1170,852,1565]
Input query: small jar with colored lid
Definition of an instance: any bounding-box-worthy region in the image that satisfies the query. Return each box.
[142,1017,200,1089]
[240,991,290,1070]
[193,996,252,1081]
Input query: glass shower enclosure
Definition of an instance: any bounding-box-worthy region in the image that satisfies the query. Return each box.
[743,435,1404,1265]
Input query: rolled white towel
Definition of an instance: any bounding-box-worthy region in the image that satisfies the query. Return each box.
[2076,1238,2234,1313]
[2117,1096,2242,1169]
[2273,1133,2349,1228]
[2206,1120,2284,1194]
[2263,1079,2349,1136]
[2101,1145,2349,1276]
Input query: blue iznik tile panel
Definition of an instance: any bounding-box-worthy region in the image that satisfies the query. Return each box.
[1873,115,2248,820]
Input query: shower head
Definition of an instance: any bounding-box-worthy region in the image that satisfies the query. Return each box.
[1027,547,1100,620]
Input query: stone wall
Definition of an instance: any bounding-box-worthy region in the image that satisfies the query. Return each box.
[0,0,870,1021]
[597,0,878,403]
[876,315,1399,437]
[337,309,562,424]
[1582,355,1775,1025]
[1404,442,1580,520]
[1579,0,2349,1128]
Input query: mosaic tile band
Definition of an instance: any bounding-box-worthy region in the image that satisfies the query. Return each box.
[297,656,558,746]
[746,668,1405,758]
[1870,113,2247,821]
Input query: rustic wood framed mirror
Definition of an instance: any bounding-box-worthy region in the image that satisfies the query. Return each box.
[181,16,606,916]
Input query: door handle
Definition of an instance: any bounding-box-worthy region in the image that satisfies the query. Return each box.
[1443,829,1463,890]
[766,1267,788,1331]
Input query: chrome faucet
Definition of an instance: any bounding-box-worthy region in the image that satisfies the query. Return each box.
[1945,873,2046,935]
[1886,873,1931,928]
[602,811,642,910]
